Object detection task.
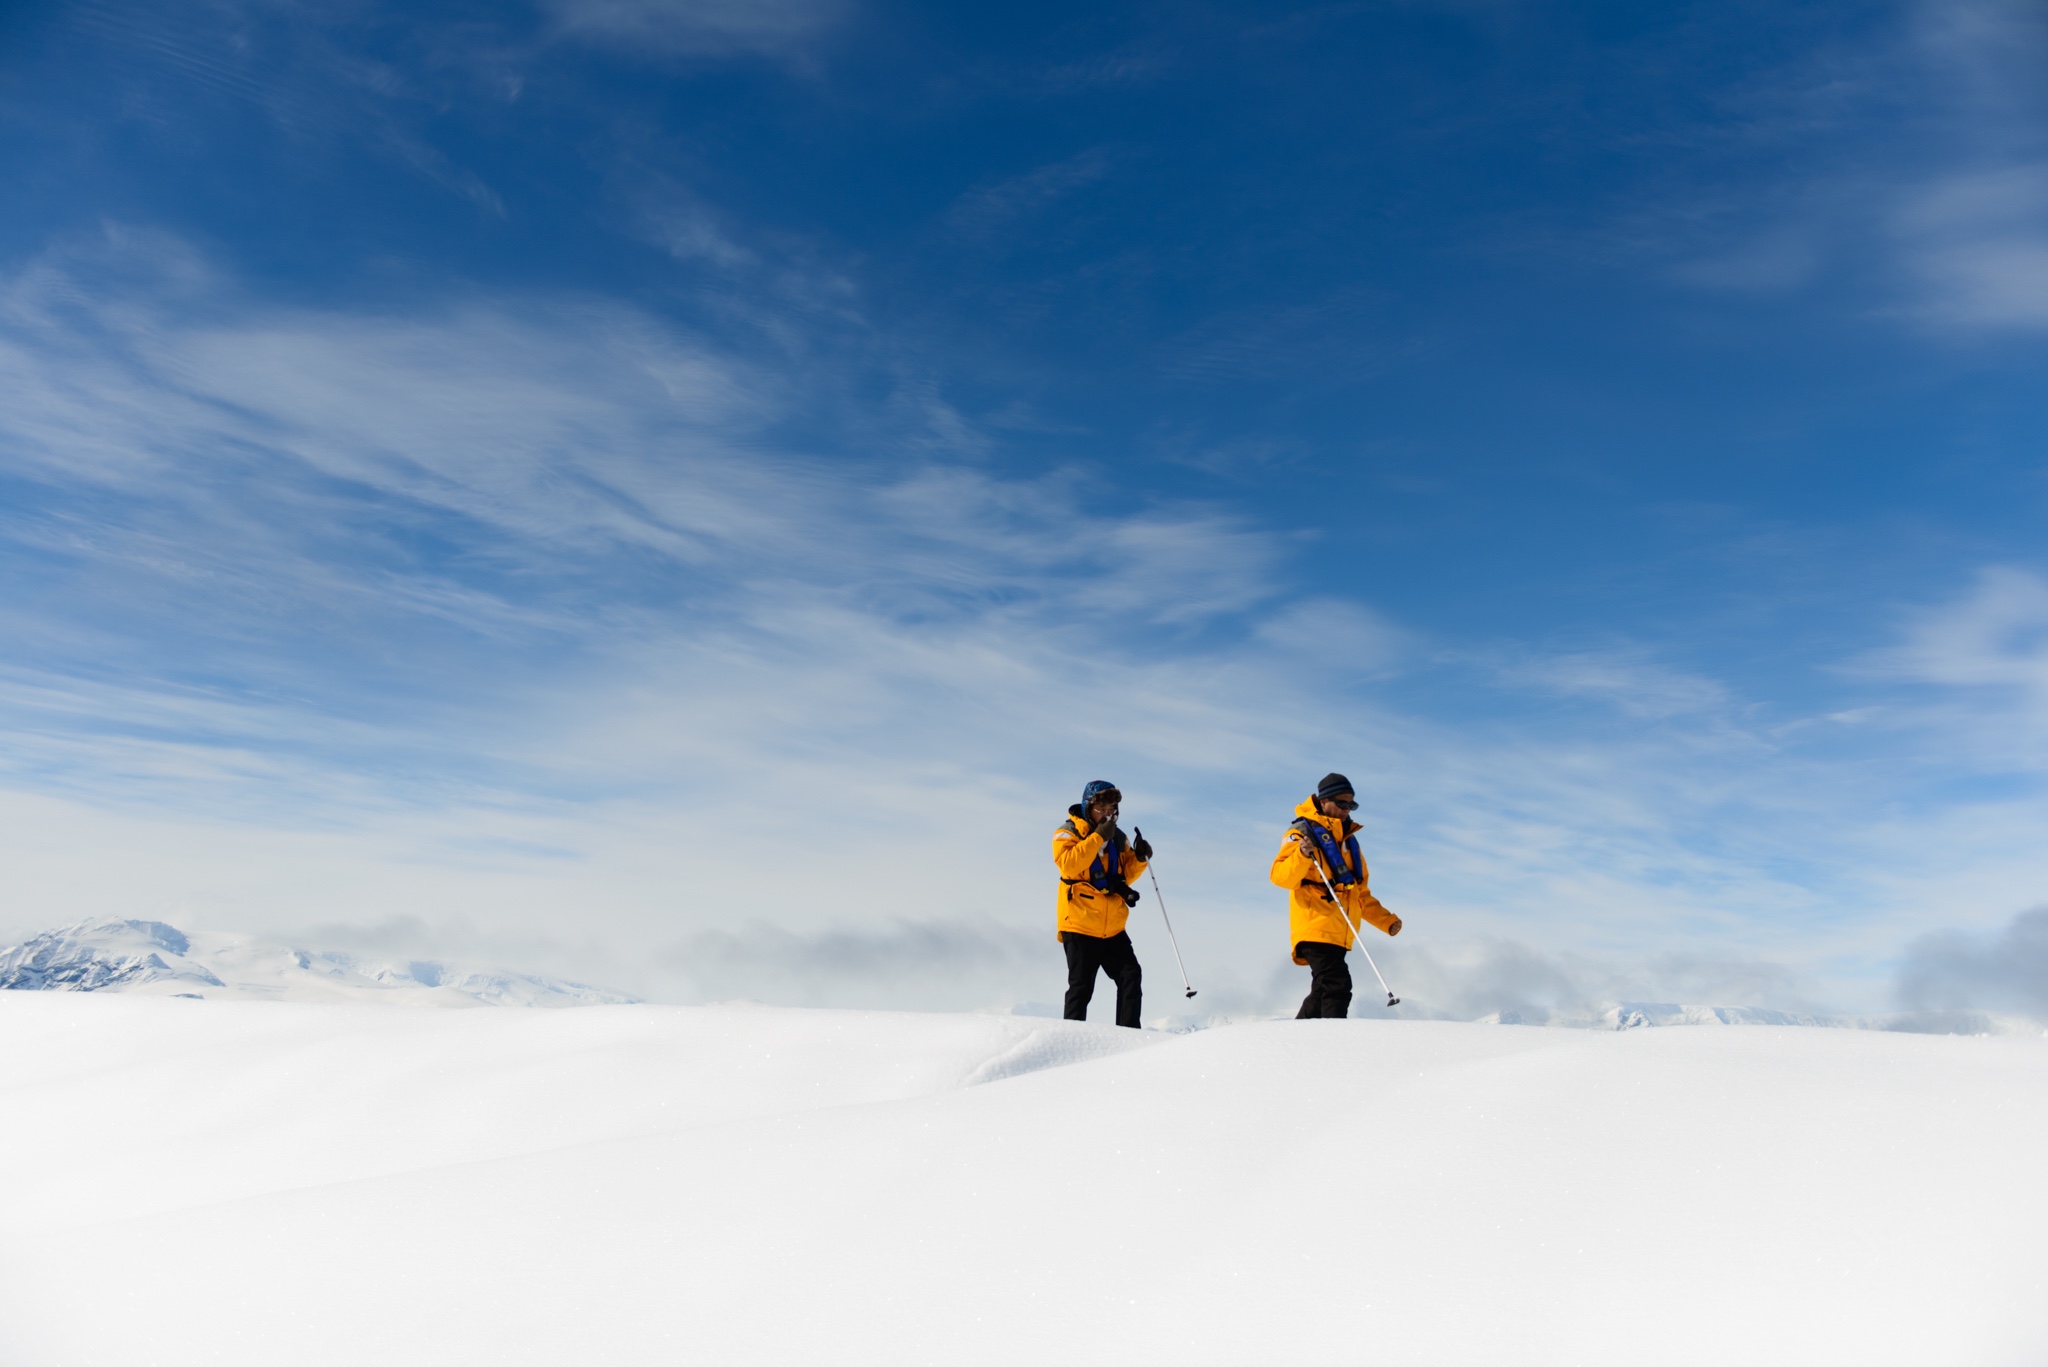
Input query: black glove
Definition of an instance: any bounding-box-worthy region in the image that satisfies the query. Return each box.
[1095,820,1124,849]
[1114,882,1141,908]
[1131,828,1153,862]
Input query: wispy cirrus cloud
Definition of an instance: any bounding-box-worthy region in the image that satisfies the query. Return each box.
[1872,567,2048,696]
[539,0,851,60]
[1894,166,2048,330]
[945,148,1119,240]
[1489,649,1734,721]
[0,228,1296,814]
[1854,567,2048,769]
[4,227,2046,1018]
[1637,0,2048,333]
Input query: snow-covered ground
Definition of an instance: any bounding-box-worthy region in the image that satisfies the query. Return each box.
[1,992,2043,1366]
[0,917,635,1005]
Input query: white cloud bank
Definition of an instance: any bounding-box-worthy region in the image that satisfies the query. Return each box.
[1897,904,2048,1016]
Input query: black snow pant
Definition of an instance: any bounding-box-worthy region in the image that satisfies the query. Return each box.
[1295,941,1353,1019]
[1064,930,1143,1028]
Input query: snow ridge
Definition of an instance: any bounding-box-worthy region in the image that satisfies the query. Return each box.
[0,919,636,1007]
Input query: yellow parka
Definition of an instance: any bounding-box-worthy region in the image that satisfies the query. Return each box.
[1052,807,1148,941]
[1270,796,1400,963]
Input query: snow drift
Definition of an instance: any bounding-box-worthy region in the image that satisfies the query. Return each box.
[0,992,2042,1366]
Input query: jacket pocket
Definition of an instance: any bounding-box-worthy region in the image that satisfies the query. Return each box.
[1068,886,1109,935]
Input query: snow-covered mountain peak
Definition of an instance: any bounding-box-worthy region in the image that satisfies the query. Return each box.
[0,918,222,995]
[0,919,636,1007]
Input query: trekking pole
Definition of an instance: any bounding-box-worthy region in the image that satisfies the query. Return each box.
[1307,858,1400,1008]
[1134,828,1196,999]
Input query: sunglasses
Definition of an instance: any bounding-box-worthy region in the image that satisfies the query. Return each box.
[1328,796,1358,811]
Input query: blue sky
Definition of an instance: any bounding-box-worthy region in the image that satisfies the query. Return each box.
[1,0,2044,1019]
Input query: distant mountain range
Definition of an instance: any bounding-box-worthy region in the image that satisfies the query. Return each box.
[0,919,638,1007]
[1477,1001,2041,1035]
[4,919,2035,1030]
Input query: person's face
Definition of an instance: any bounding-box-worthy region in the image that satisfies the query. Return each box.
[1318,793,1358,820]
[1090,792,1121,825]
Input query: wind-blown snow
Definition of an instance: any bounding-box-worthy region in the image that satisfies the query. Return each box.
[0,917,635,1005]
[0,994,2043,1365]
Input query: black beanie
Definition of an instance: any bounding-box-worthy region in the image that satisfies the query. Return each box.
[1316,772,1355,800]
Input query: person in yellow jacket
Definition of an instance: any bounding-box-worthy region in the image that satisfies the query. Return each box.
[1270,772,1402,1018]
[1052,779,1152,1028]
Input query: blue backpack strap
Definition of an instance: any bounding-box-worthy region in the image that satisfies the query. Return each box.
[1089,827,1122,889]
[1060,817,1122,890]
[1291,816,1360,886]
